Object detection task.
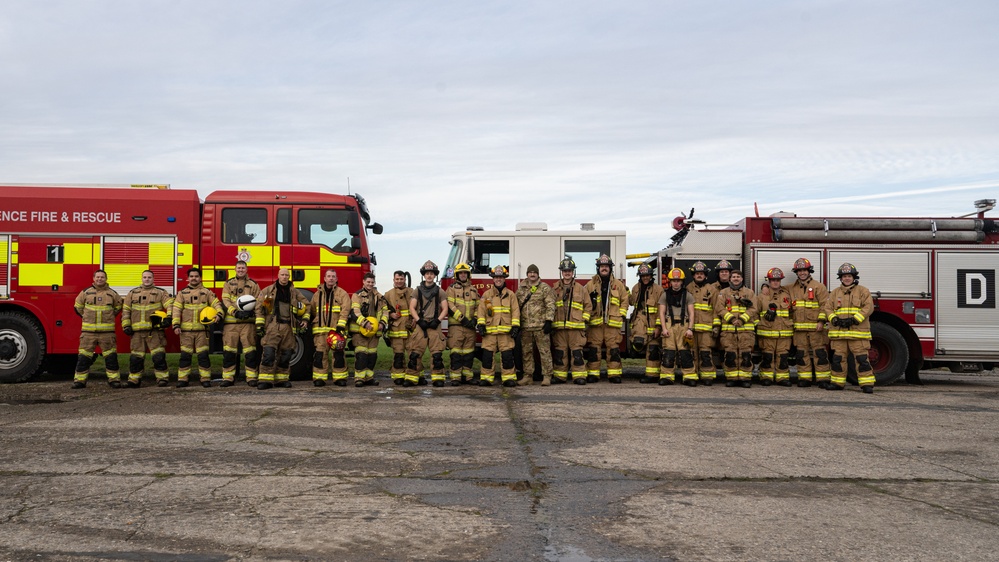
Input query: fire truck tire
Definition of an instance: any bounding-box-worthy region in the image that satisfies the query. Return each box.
[868,321,908,386]
[289,333,315,381]
[0,311,46,383]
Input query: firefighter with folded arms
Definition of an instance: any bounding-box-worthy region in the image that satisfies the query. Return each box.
[552,258,592,385]
[121,270,173,388]
[384,270,415,385]
[687,261,719,385]
[715,269,758,387]
[309,268,351,387]
[823,263,876,393]
[787,258,831,388]
[583,254,629,383]
[351,272,387,387]
[255,268,310,389]
[476,265,521,387]
[658,268,696,386]
[516,264,556,386]
[172,267,224,388]
[407,261,449,387]
[220,260,261,387]
[446,263,479,385]
[756,267,795,386]
[629,264,664,384]
[72,269,123,389]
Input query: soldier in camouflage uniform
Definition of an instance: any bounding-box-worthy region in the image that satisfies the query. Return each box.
[515,264,555,386]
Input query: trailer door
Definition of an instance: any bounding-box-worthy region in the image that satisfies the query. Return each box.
[936,252,999,356]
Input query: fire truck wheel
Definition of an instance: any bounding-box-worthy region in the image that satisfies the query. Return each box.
[288,333,316,381]
[867,320,908,386]
[0,311,46,383]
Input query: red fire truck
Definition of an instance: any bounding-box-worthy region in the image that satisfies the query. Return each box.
[0,183,382,383]
[646,202,999,384]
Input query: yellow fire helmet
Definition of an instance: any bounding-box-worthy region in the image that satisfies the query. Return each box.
[359,316,379,337]
[198,307,219,325]
[150,310,169,328]
[293,301,308,318]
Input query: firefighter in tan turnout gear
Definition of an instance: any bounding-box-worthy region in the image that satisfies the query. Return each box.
[552,258,592,385]
[787,258,831,388]
[583,254,629,383]
[72,269,123,389]
[309,269,351,386]
[476,265,521,387]
[823,263,876,393]
[122,270,173,387]
[384,270,415,385]
[172,268,224,388]
[446,263,478,385]
[658,268,696,386]
[715,269,757,387]
[255,268,310,389]
[516,264,555,386]
[686,261,719,385]
[408,261,449,387]
[709,259,734,374]
[351,272,387,386]
[756,268,794,386]
[629,264,663,384]
[220,260,260,387]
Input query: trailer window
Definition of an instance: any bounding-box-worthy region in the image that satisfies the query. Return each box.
[221,208,267,245]
[472,240,510,274]
[565,239,611,276]
[298,209,357,253]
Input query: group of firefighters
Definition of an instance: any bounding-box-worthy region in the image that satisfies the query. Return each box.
[70,254,876,393]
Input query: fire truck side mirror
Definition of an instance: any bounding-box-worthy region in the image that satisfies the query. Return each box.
[369,222,383,235]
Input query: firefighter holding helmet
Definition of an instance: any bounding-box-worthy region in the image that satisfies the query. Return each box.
[407,260,449,387]
[823,263,876,393]
[446,263,479,385]
[221,260,261,387]
[787,257,831,387]
[309,268,351,386]
[255,268,310,389]
[582,254,629,383]
[385,270,416,385]
[121,269,173,388]
[476,265,521,386]
[71,269,123,389]
[714,269,757,387]
[351,272,388,387]
[552,258,592,384]
[629,264,664,384]
[172,267,224,388]
[756,267,795,386]
[686,261,719,385]
[657,267,696,385]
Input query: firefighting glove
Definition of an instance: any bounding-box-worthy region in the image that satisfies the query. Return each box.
[589,291,598,309]
[543,320,553,334]
[461,317,476,329]
[830,317,842,328]
[122,326,134,337]
[845,317,858,327]
[477,324,487,337]
[763,304,777,322]
[739,298,754,308]
[417,319,430,330]
[235,310,251,320]
[428,319,441,330]
[256,326,266,338]
[510,327,521,340]
[162,317,172,331]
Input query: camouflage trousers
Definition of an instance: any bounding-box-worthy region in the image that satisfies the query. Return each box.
[520,329,553,378]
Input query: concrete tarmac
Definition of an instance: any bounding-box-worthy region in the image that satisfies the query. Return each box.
[1,370,997,561]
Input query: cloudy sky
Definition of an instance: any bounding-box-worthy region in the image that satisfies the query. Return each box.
[3,1,998,282]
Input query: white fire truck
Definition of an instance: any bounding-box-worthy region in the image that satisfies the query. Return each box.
[643,202,999,384]
[441,223,627,291]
